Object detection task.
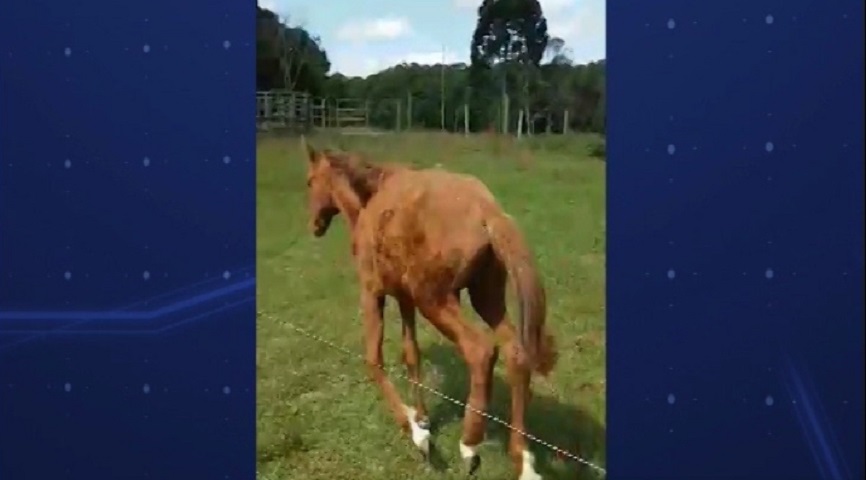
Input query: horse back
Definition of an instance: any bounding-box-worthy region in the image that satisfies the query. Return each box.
[354,169,499,297]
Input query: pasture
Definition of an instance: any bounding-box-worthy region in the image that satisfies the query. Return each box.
[256,132,606,480]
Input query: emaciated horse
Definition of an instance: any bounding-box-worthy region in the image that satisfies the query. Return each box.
[300,138,558,479]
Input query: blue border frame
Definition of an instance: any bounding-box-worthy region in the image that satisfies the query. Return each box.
[608,1,864,478]
[0,1,256,478]
[1,0,862,478]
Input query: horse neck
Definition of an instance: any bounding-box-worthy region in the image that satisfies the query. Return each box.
[331,162,391,229]
[331,181,364,229]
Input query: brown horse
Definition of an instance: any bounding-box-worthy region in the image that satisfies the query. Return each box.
[300,138,557,479]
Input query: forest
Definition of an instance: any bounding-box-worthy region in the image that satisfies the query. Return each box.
[256,0,605,134]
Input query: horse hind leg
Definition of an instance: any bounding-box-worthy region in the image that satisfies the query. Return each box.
[468,263,542,480]
[397,295,431,458]
[422,295,497,477]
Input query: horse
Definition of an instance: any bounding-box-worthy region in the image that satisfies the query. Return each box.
[299,138,558,479]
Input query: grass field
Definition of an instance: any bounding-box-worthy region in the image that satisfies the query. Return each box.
[256,132,606,480]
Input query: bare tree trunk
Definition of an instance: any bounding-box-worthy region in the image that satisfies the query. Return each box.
[440,46,446,132]
[277,15,293,89]
[516,109,524,140]
[520,70,531,137]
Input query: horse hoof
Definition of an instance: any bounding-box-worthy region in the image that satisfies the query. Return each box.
[416,417,431,430]
[409,425,430,455]
[463,455,481,477]
[517,450,543,480]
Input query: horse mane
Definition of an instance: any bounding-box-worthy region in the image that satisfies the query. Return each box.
[323,149,406,205]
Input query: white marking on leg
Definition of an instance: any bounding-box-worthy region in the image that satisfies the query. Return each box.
[459,441,478,459]
[403,405,430,454]
[518,449,542,480]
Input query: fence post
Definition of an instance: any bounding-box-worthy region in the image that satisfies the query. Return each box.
[464,103,469,136]
[563,109,569,134]
[321,99,326,128]
[396,99,402,132]
[516,109,524,140]
[364,100,370,128]
[406,92,413,131]
[501,92,509,135]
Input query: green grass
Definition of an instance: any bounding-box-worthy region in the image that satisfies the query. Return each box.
[256,132,606,480]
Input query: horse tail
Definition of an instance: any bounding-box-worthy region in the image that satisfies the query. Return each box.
[485,212,558,376]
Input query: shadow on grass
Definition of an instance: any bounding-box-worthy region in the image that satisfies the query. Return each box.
[424,343,606,480]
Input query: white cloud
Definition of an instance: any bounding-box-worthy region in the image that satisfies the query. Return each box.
[548,2,603,39]
[336,17,412,43]
[540,0,576,15]
[258,0,291,18]
[546,0,605,62]
[258,0,278,12]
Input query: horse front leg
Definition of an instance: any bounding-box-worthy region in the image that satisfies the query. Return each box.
[360,290,413,438]
[397,295,432,458]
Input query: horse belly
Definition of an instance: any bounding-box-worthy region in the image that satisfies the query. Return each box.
[399,224,489,299]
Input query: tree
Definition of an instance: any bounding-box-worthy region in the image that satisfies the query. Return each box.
[255,2,605,136]
[469,0,549,133]
[470,0,548,66]
[256,6,330,95]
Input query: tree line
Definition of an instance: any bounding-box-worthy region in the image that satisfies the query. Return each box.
[256,0,605,134]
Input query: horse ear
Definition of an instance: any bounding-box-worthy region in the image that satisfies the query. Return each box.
[300,135,317,164]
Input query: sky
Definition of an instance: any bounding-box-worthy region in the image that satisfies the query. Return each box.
[258,0,605,78]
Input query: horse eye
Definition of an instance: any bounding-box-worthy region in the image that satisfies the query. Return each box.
[306,178,312,187]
